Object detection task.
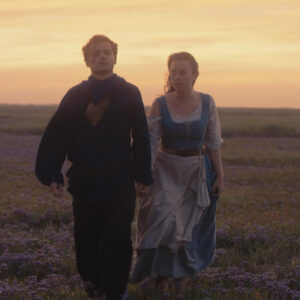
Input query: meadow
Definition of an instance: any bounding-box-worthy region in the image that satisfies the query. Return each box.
[0,105,299,299]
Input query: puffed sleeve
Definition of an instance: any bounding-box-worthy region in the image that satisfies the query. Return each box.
[204,96,223,151]
[35,86,78,186]
[147,115,162,169]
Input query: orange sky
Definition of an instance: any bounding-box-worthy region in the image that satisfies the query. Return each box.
[1,0,299,107]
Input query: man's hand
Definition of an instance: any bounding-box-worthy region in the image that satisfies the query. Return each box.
[135,182,151,198]
[50,182,64,197]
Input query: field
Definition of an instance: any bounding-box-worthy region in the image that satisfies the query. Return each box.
[0,105,299,299]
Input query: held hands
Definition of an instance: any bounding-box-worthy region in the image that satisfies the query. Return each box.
[50,182,64,197]
[212,175,224,197]
[135,182,151,198]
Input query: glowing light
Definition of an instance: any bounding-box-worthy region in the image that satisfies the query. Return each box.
[0,0,299,107]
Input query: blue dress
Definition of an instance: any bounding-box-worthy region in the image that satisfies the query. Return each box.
[131,93,220,281]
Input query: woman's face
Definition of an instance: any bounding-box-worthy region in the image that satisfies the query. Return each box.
[169,60,198,92]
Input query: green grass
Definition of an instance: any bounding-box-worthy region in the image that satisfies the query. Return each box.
[222,137,300,167]
[219,108,300,137]
[1,105,300,137]
[0,104,57,135]
[0,106,299,299]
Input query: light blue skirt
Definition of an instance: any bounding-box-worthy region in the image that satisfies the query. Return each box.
[131,154,218,282]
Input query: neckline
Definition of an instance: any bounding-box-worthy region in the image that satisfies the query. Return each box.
[163,93,203,123]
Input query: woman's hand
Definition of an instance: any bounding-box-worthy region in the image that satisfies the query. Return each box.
[207,149,224,198]
[212,175,224,197]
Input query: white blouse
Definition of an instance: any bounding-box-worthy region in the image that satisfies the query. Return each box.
[147,95,223,168]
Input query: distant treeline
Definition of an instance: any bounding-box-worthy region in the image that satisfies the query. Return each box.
[0,105,299,137]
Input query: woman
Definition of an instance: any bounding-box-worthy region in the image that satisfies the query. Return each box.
[132,52,224,297]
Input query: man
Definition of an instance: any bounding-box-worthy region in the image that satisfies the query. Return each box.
[35,34,153,300]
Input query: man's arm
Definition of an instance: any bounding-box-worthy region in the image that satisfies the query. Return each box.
[35,89,74,188]
[128,85,153,187]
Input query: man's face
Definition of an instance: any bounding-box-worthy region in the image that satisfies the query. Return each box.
[85,41,116,75]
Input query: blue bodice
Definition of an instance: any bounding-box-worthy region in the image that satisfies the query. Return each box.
[157,93,210,150]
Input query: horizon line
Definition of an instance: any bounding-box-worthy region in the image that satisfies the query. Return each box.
[0,102,299,110]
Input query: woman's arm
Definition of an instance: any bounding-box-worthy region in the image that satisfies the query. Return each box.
[204,96,224,197]
[208,149,224,197]
[148,99,162,169]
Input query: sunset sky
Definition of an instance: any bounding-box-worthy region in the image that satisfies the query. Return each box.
[1,0,299,107]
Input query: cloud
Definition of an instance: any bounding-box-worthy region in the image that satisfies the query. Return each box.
[0,0,299,107]
[0,1,176,19]
[130,36,217,48]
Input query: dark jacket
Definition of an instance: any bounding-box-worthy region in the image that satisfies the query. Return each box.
[35,75,153,202]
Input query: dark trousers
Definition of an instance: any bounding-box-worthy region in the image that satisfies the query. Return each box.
[72,182,135,300]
